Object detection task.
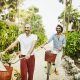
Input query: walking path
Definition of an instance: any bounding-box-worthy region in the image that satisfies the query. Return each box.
[33,48,67,80]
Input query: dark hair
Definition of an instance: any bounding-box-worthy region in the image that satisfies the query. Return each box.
[56,24,63,32]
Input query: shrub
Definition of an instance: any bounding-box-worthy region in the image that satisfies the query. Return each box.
[0,21,19,62]
[0,21,19,52]
[64,31,80,59]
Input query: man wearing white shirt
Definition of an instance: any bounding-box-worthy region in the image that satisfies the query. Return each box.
[2,24,37,80]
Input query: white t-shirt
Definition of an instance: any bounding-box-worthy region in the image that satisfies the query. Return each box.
[17,33,37,55]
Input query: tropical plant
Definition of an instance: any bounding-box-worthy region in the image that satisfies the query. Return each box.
[58,0,73,32]
[0,20,20,65]
[0,0,23,21]
[0,20,19,52]
[59,8,80,31]
[64,31,80,59]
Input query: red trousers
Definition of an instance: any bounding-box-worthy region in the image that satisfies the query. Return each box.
[20,55,35,80]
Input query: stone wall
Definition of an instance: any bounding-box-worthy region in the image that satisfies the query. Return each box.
[62,56,80,80]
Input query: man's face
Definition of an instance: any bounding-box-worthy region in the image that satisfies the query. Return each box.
[24,24,31,34]
[56,26,62,33]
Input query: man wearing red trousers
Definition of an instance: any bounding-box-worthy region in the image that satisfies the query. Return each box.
[1,24,37,80]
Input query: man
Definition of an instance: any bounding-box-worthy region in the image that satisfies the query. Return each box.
[1,24,37,80]
[42,24,66,75]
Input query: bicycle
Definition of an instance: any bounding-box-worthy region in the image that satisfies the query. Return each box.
[42,47,57,80]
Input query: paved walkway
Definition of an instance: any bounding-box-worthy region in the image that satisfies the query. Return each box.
[11,45,69,80]
[33,48,66,80]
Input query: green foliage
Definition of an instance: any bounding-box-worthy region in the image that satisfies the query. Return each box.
[8,9,16,21]
[28,6,39,13]
[0,20,19,62]
[59,6,80,31]
[0,20,19,52]
[64,31,80,59]
[0,0,22,11]
[0,0,23,21]
[1,53,11,63]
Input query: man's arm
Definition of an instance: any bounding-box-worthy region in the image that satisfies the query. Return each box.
[41,34,54,48]
[4,39,19,53]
